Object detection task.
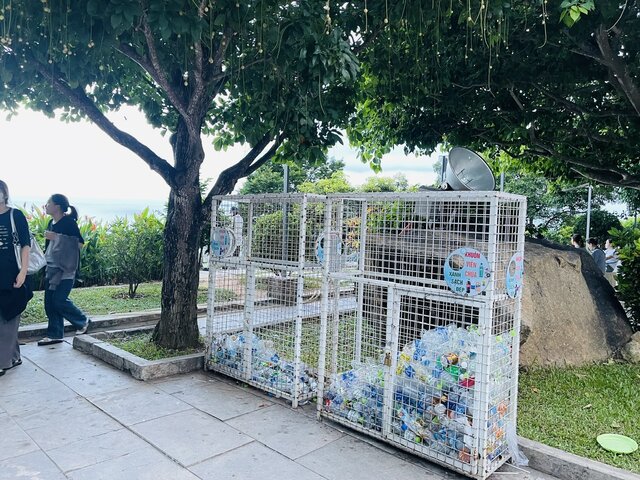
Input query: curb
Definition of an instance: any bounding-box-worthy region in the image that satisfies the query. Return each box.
[518,436,640,480]
[19,305,207,341]
[73,331,204,381]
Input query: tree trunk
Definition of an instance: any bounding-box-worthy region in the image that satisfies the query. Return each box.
[152,185,203,349]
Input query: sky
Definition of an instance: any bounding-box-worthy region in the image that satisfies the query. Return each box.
[0,106,439,214]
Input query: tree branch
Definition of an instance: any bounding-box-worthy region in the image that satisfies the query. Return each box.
[138,0,190,122]
[201,133,283,219]
[31,57,177,189]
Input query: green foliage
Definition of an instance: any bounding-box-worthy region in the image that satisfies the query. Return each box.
[573,210,623,245]
[518,363,640,473]
[250,209,301,265]
[610,226,640,331]
[360,173,409,192]
[298,171,354,194]
[102,209,164,298]
[349,1,640,191]
[241,157,346,194]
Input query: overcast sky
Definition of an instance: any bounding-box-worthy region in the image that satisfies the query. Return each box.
[0,106,439,206]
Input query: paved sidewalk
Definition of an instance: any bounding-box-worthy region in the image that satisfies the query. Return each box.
[1,340,557,480]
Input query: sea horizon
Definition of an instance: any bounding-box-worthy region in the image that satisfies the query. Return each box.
[12,197,167,223]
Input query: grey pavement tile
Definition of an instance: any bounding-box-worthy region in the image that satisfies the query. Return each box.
[91,385,193,426]
[171,378,272,421]
[150,372,213,395]
[0,413,40,461]
[189,441,325,480]
[297,435,448,480]
[130,409,253,467]
[57,364,141,398]
[66,445,201,480]
[23,400,122,451]
[4,393,86,426]
[0,360,61,398]
[0,450,67,480]
[226,404,344,460]
[46,428,150,473]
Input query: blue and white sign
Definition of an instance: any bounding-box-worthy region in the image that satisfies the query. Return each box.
[506,253,524,298]
[444,247,490,296]
[210,227,235,258]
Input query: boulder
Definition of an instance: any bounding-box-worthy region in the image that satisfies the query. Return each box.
[621,332,640,364]
[519,239,632,367]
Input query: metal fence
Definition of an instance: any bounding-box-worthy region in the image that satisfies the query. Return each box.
[317,192,526,479]
[206,191,526,478]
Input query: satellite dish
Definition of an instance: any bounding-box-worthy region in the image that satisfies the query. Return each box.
[442,147,495,191]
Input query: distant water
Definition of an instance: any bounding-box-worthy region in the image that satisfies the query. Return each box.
[13,197,166,223]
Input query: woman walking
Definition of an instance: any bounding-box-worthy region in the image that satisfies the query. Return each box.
[37,194,91,346]
[0,180,31,376]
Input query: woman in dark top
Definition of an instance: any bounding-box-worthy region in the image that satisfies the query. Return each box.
[0,180,31,376]
[38,194,91,346]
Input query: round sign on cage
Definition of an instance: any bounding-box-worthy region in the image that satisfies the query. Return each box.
[315,231,342,264]
[506,253,524,298]
[444,247,490,296]
[210,227,235,258]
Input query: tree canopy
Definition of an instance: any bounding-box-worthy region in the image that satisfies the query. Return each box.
[349,1,640,189]
[0,0,365,348]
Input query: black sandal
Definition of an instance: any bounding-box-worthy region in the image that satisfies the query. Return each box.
[8,359,22,369]
[37,337,63,346]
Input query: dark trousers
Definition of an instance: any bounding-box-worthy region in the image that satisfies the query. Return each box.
[44,279,87,339]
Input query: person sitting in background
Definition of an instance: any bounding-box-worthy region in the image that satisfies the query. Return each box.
[587,237,606,273]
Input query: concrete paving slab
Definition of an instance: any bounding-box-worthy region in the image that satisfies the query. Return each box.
[46,428,150,473]
[0,379,80,417]
[22,400,122,451]
[149,372,212,395]
[0,413,40,461]
[90,385,193,426]
[65,445,201,480]
[0,450,67,480]
[297,434,449,480]
[170,377,272,421]
[0,360,62,397]
[130,408,253,467]
[188,441,326,480]
[226,403,345,460]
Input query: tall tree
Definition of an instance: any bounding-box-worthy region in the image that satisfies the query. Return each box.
[349,1,640,190]
[0,1,360,348]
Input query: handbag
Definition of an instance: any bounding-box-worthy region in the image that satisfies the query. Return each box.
[10,208,47,275]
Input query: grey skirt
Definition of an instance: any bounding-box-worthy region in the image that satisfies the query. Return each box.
[0,311,21,369]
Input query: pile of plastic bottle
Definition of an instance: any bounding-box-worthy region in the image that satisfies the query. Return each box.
[323,324,515,465]
[210,333,317,397]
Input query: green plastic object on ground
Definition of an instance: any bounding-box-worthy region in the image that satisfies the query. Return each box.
[596,434,639,454]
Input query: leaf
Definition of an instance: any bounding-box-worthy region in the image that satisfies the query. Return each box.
[611,422,622,429]
[582,403,592,409]
[111,14,122,29]
[531,387,539,394]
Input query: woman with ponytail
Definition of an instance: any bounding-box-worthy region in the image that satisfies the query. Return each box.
[37,194,91,346]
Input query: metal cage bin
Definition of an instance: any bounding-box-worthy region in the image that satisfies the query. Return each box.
[205,194,355,407]
[317,192,526,479]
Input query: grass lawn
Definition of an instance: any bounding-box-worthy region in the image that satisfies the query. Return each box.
[518,362,640,473]
[20,282,224,326]
[108,332,204,360]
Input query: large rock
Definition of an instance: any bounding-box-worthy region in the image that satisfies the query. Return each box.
[520,239,632,366]
[622,332,640,364]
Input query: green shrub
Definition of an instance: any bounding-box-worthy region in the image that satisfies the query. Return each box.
[102,208,165,298]
[610,226,640,332]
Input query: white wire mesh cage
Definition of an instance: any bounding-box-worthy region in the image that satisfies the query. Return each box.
[206,194,349,407]
[317,192,526,480]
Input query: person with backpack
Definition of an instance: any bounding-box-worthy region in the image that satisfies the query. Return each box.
[37,194,91,346]
[0,179,31,376]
